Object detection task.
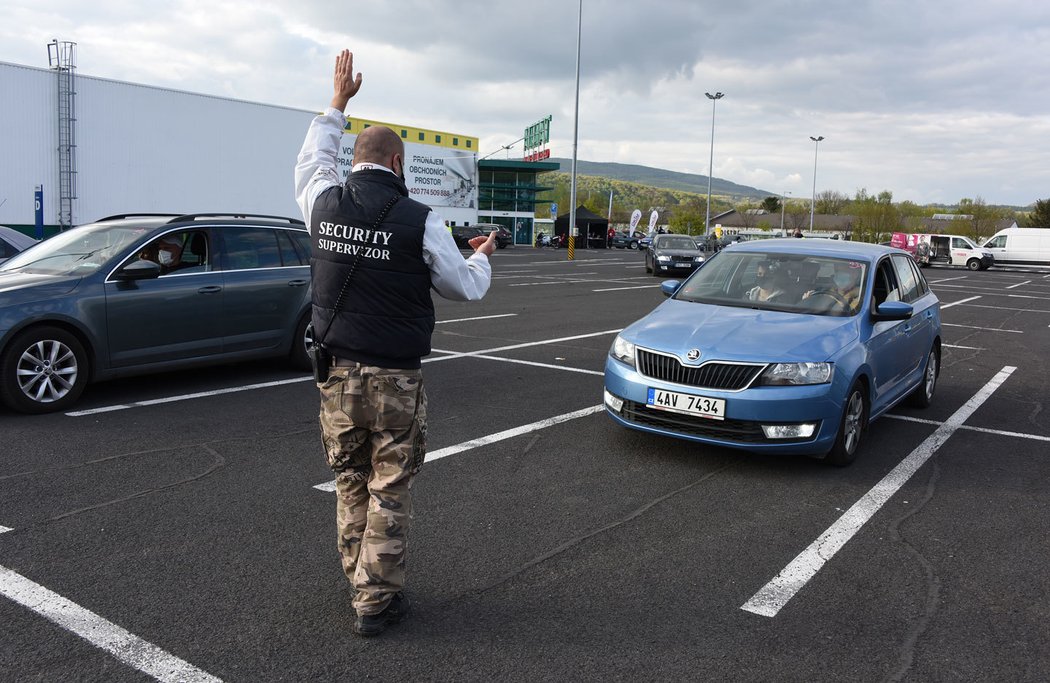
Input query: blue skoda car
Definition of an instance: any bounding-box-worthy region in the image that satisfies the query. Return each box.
[603,239,941,465]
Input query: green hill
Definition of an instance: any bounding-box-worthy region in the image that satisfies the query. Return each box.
[548,158,773,199]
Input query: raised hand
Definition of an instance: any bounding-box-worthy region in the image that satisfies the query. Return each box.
[330,49,363,112]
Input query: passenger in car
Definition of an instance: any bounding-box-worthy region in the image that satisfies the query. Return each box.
[746,261,784,302]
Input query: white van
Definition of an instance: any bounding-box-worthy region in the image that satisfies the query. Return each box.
[981,227,1050,267]
[913,233,994,270]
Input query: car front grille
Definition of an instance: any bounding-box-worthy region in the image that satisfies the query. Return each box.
[636,349,765,391]
[620,400,817,444]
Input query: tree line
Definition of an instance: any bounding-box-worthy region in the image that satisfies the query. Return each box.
[540,173,1050,242]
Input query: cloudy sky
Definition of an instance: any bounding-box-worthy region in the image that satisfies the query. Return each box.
[3,0,1048,207]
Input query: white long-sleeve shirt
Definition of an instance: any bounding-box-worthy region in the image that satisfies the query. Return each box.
[294,107,490,302]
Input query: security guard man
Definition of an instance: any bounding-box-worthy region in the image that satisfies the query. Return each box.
[294,49,496,637]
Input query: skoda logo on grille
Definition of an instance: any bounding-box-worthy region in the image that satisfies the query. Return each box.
[685,348,702,362]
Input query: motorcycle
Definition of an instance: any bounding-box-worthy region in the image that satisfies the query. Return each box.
[535,232,563,248]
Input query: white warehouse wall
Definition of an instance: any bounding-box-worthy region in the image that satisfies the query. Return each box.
[0,61,479,228]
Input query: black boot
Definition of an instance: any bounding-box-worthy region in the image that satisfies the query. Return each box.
[352,592,410,637]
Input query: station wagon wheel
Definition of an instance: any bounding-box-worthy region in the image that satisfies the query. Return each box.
[289,312,313,371]
[824,381,868,467]
[0,326,90,414]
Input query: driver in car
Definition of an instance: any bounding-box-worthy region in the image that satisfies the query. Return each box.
[804,261,862,312]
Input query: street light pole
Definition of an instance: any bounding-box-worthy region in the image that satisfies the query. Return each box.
[568,0,583,260]
[780,191,791,233]
[809,135,824,233]
[705,92,724,236]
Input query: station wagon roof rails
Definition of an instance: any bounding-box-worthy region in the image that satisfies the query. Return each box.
[168,213,306,225]
[95,213,182,222]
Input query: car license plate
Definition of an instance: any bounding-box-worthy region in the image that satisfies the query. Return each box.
[675,262,692,268]
[646,388,725,420]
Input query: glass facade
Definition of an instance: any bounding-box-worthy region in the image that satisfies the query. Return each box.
[477,160,559,244]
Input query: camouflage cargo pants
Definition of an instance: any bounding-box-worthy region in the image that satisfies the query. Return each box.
[318,364,427,616]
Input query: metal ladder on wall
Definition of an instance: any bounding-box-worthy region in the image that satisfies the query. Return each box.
[48,40,77,230]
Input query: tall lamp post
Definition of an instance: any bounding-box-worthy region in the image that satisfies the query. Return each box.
[705,91,724,236]
[780,191,791,233]
[568,0,583,260]
[809,135,824,233]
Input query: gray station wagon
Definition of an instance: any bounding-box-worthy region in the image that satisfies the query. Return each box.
[0,213,313,413]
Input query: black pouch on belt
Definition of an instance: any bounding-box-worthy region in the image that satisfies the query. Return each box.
[307,323,332,383]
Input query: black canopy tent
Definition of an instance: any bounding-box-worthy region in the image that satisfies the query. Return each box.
[553,205,610,249]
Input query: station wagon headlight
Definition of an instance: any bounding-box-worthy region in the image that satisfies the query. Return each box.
[657,255,672,262]
[610,335,636,366]
[693,256,705,262]
[759,362,833,386]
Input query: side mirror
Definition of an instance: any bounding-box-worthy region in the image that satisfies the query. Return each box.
[871,300,913,322]
[660,280,680,297]
[114,259,162,281]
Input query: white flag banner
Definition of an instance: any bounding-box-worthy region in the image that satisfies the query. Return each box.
[648,210,659,231]
[629,209,642,230]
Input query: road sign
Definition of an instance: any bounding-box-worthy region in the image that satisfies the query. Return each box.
[550,203,558,218]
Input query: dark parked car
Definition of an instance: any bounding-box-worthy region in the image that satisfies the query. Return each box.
[0,225,38,265]
[611,230,647,250]
[0,213,313,413]
[644,233,706,276]
[473,223,512,248]
[450,225,486,249]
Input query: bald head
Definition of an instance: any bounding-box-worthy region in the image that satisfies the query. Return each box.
[353,126,405,170]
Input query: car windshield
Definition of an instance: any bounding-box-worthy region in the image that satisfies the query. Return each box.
[673,251,869,317]
[655,236,697,250]
[0,223,153,276]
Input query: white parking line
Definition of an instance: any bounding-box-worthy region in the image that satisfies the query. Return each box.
[940,295,981,309]
[66,377,314,416]
[929,276,968,283]
[592,285,661,292]
[888,414,1050,442]
[0,564,221,682]
[314,404,605,492]
[469,354,605,376]
[942,323,1022,333]
[741,365,1016,618]
[428,328,622,363]
[436,314,518,324]
[943,344,985,350]
[0,525,12,534]
[1005,280,1032,289]
[962,303,1050,314]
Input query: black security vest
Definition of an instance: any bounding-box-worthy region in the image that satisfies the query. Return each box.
[310,170,434,369]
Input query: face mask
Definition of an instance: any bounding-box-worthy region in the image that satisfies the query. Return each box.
[396,156,405,182]
[833,272,853,288]
[158,249,174,265]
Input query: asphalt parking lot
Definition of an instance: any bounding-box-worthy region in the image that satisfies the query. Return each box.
[2,248,1049,682]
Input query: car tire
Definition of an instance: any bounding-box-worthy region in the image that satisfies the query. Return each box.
[907,345,939,408]
[824,380,868,467]
[644,256,651,273]
[289,312,313,371]
[0,326,90,414]
[629,241,639,250]
[966,258,981,271]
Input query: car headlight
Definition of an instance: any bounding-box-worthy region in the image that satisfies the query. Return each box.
[610,335,636,366]
[657,255,672,262]
[693,256,705,262]
[758,362,833,386]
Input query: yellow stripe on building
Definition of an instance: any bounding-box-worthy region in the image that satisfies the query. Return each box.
[344,117,479,152]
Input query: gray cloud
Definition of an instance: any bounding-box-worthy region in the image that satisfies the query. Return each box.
[2,0,1048,205]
